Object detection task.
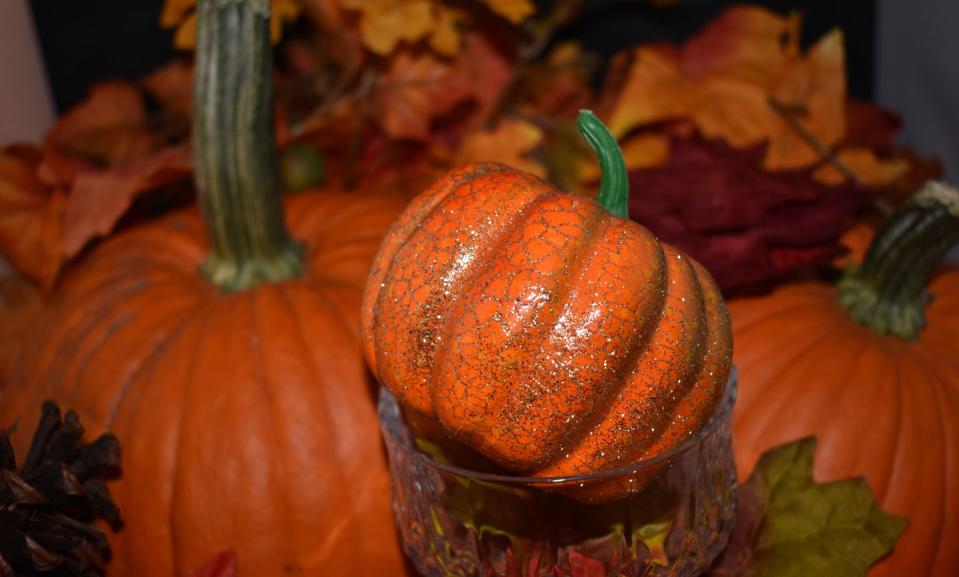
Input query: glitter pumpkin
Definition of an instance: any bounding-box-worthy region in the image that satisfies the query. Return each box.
[361,112,732,482]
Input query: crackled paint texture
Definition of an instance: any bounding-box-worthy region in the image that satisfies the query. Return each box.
[361,163,732,481]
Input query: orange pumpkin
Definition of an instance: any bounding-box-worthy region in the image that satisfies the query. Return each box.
[1,3,406,576]
[361,112,732,483]
[731,182,959,577]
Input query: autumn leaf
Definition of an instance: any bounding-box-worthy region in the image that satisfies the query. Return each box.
[842,101,901,150]
[0,146,65,289]
[458,33,515,123]
[692,76,776,149]
[710,438,906,576]
[479,0,535,24]
[143,59,193,118]
[42,82,155,179]
[606,6,846,171]
[374,51,472,140]
[429,5,465,57]
[161,0,300,48]
[62,146,192,258]
[813,148,910,187]
[765,30,846,170]
[681,6,798,87]
[188,549,237,577]
[453,118,545,177]
[607,46,691,137]
[628,134,875,289]
[0,79,194,289]
[518,42,595,120]
[342,0,434,55]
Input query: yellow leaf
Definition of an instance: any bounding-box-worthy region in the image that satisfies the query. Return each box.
[479,0,535,24]
[161,0,299,49]
[343,0,435,55]
[160,0,194,27]
[455,120,545,177]
[271,0,302,44]
[173,12,198,50]
[429,5,464,57]
[548,42,584,67]
[813,148,911,187]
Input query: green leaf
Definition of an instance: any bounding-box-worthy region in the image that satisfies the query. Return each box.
[717,437,908,577]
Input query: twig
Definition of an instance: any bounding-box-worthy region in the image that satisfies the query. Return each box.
[769,99,894,216]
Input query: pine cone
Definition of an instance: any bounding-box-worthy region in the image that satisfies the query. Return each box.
[0,401,121,577]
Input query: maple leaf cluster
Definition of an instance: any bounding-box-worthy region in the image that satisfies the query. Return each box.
[591,6,939,289]
[0,1,941,299]
[0,81,191,290]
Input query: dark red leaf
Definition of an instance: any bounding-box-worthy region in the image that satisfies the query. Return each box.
[628,134,875,289]
[843,101,902,150]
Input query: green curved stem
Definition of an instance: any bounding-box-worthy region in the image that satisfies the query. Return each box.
[193,0,303,292]
[838,181,959,340]
[577,110,629,219]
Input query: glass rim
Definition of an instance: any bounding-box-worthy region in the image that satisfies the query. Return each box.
[378,367,737,485]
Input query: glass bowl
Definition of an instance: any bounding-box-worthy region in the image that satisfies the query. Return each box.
[379,371,738,577]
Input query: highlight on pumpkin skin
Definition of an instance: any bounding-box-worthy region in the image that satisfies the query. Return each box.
[361,112,732,500]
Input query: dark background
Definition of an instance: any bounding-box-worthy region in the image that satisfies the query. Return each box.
[29,0,876,113]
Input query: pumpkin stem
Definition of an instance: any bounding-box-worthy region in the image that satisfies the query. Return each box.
[577,110,629,219]
[838,181,959,340]
[193,0,303,291]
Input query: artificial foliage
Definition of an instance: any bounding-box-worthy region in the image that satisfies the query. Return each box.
[0,2,949,576]
[730,182,959,577]
[710,438,906,577]
[0,402,121,577]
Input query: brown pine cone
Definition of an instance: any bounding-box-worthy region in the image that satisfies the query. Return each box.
[0,401,121,577]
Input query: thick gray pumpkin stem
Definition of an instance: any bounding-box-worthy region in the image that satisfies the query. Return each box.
[193,0,303,291]
[839,181,959,340]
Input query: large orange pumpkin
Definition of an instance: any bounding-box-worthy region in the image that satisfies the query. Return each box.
[1,3,406,576]
[361,112,732,484]
[731,182,959,577]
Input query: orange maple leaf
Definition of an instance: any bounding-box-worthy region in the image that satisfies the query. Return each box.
[765,29,846,170]
[0,146,66,290]
[161,0,300,49]
[0,83,193,289]
[143,59,194,117]
[342,0,435,55]
[63,146,192,258]
[374,51,472,140]
[813,148,910,187]
[429,5,465,57]
[43,82,156,174]
[680,6,798,86]
[479,0,535,24]
[607,6,846,171]
[454,119,545,177]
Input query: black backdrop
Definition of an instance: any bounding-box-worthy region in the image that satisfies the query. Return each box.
[29,0,875,113]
